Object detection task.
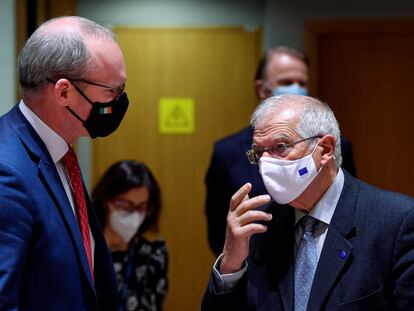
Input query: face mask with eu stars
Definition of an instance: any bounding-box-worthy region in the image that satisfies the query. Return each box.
[258,144,320,204]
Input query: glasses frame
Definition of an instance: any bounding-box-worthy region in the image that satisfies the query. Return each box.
[71,78,126,95]
[110,198,149,214]
[47,77,126,98]
[246,135,320,165]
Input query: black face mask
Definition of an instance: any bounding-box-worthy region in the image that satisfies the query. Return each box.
[67,83,129,138]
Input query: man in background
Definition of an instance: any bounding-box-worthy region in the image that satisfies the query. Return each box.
[0,16,129,310]
[205,46,356,256]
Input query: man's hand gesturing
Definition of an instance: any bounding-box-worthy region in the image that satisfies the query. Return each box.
[220,183,272,274]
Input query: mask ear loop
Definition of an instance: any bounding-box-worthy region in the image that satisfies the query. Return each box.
[310,138,324,174]
[64,80,94,124]
[70,82,95,106]
[310,140,320,154]
[312,136,336,174]
[66,106,87,123]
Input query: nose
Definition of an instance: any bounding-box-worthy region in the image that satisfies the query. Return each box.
[262,150,272,158]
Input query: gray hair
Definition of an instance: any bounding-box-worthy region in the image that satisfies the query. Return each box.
[18,16,115,101]
[250,95,342,167]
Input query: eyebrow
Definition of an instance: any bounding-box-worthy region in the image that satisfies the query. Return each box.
[270,133,292,141]
[252,133,292,148]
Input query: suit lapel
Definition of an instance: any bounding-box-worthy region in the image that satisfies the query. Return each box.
[38,161,95,288]
[307,226,353,309]
[7,106,95,289]
[307,171,359,309]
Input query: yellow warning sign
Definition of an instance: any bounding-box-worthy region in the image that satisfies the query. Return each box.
[159,98,195,134]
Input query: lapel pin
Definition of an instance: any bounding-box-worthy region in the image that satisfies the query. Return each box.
[340,250,347,259]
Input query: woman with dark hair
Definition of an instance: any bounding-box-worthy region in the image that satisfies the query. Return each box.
[92,160,167,311]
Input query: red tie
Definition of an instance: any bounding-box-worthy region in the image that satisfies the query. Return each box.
[62,146,94,280]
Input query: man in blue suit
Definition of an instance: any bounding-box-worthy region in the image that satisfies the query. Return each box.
[202,95,414,310]
[205,47,356,256]
[0,16,129,310]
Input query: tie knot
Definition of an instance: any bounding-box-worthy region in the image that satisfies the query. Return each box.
[300,215,318,233]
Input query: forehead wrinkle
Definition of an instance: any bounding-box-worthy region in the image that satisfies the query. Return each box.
[253,98,304,134]
[253,123,298,148]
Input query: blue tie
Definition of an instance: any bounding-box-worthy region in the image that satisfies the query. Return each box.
[294,215,318,311]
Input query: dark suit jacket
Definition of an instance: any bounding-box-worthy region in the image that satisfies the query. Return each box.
[202,171,414,310]
[205,126,356,256]
[0,106,118,310]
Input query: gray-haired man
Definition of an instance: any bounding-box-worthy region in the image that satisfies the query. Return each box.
[0,16,128,310]
[203,95,414,310]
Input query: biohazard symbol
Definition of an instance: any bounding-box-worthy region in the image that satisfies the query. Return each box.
[165,105,189,128]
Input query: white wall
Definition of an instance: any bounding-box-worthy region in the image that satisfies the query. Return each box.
[0,0,16,114]
[264,0,414,50]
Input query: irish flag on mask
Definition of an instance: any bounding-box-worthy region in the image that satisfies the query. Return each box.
[100,107,112,114]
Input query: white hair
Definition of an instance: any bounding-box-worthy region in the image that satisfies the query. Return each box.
[250,95,342,167]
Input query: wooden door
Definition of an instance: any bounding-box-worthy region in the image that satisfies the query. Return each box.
[306,19,414,196]
[92,27,262,311]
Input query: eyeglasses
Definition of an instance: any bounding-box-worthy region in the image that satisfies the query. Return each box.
[71,78,126,95]
[110,198,149,213]
[246,135,320,165]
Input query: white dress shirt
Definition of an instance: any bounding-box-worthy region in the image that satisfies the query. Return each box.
[213,168,345,292]
[19,100,95,264]
[294,168,344,260]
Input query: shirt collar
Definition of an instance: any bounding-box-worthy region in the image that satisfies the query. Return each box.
[295,168,345,226]
[19,100,69,164]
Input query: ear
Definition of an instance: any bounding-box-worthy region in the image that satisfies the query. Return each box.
[53,78,72,107]
[254,79,271,100]
[318,134,336,165]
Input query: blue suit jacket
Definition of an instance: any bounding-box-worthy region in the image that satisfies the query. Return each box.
[0,106,118,310]
[205,126,357,256]
[202,171,414,310]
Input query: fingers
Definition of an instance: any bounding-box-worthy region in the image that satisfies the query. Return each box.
[229,221,269,240]
[236,209,272,226]
[221,187,272,274]
[235,194,271,217]
[229,183,252,211]
[227,194,272,237]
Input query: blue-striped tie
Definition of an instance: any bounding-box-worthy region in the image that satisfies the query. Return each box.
[294,215,318,311]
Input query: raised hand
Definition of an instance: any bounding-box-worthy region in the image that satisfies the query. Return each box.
[220,183,272,274]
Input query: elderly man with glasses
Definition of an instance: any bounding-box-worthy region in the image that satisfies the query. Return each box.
[0,16,128,310]
[202,95,414,311]
[204,46,357,258]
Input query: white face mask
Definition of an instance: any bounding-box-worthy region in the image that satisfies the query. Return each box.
[109,210,146,243]
[259,144,319,204]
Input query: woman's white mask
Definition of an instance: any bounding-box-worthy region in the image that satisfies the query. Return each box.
[109,210,146,243]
